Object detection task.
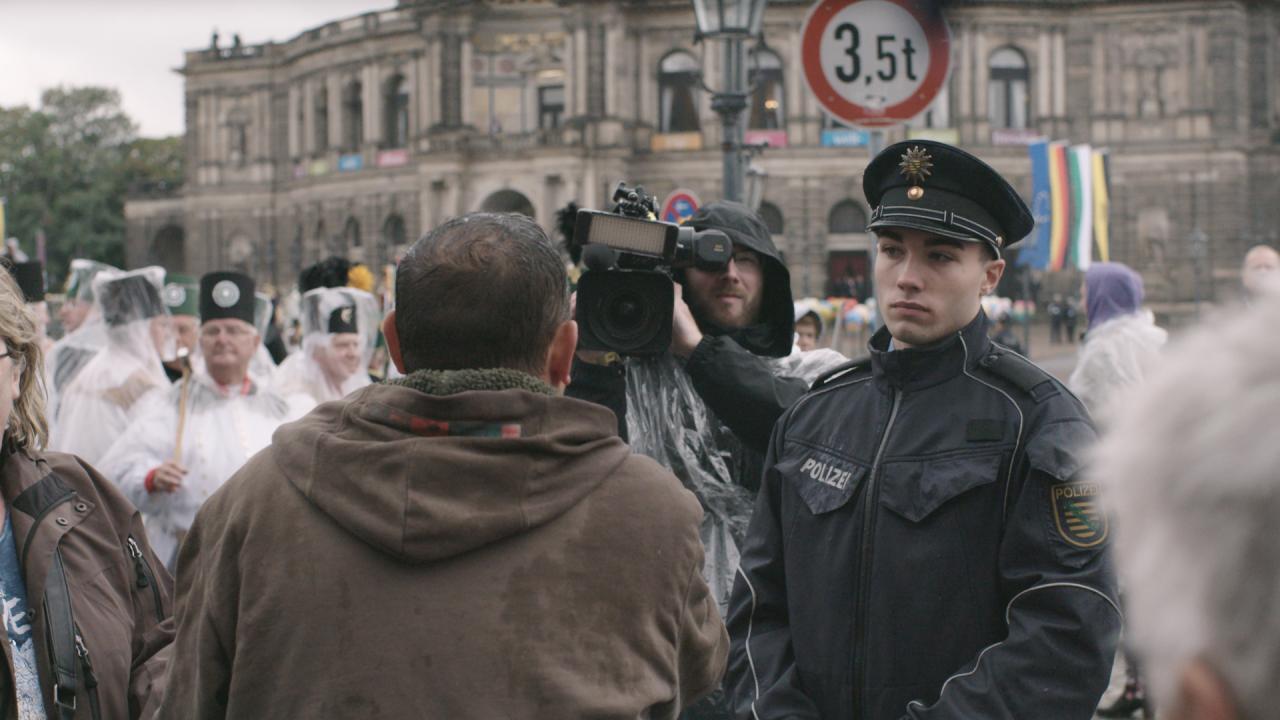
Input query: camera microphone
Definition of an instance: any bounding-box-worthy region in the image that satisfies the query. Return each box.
[582,244,618,272]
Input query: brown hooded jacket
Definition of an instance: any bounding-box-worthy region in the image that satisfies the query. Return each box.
[159,369,727,719]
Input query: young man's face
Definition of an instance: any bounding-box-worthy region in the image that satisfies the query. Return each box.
[874,227,1004,349]
[795,318,819,351]
[682,248,765,329]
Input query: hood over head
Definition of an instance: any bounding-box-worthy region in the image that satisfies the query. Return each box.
[1085,262,1144,330]
[270,369,632,564]
[682,201,793,357]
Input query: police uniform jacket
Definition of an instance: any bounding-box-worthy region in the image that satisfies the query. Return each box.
[726,312,1121,720]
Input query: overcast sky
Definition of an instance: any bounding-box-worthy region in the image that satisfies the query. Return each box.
[0,1,388,138]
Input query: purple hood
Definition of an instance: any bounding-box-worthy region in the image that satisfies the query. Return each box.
[1085,262,1144,330]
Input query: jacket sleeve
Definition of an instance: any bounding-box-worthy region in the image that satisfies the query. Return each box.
[684,336,809,455]
[156,498,236,720]
[126,510,175,720]
[675,532,731,710]
[725,416,822,720]
[565,357,628,441]
[900,418,1123,719]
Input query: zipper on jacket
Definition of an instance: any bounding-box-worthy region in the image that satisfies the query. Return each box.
[127,537,165,622]
[74,630,102,720]
[851,389,902,716]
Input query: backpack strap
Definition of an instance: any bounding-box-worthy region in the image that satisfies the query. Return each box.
[45,550,79,719]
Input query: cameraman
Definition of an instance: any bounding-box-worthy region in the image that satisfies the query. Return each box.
[568,201,845,607]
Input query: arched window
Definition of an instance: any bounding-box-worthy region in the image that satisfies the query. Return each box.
[658,51,701,133]
[344,216,361,248]
[344,80,364,150]
[384,74,409,148]
[383,214,407,249]
[989,47,1030,130]
[748,49,785,130]
[828,200,867,234]
[314,87,329,152]
[758,201,784,235]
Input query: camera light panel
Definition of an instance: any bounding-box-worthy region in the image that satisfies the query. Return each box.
[576,210,676,258]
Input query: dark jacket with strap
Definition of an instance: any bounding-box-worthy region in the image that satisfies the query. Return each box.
[0,443,173,720]
[726,312,1121,720]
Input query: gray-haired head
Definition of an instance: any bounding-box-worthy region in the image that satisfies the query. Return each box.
[1095,295,1280,719]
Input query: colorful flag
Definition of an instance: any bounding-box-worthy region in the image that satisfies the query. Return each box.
[1020,141,1053,270]
[1092,149,1111,263]
[0,197,6,242]
[1069,145,1094,271]
[1047,142,1072,271]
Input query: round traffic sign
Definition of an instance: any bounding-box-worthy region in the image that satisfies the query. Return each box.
[661,189,701,225]
[801,0,951,128]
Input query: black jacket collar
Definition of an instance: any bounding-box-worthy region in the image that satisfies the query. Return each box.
[869,312,991,392]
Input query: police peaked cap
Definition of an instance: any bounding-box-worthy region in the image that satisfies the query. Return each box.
[199,271,256,325]
[864,140,1034,258]
[4,260,44,303]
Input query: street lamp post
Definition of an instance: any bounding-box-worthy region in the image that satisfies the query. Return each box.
[691,0,768,204]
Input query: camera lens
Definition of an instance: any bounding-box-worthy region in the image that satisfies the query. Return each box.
[603,292,651,338]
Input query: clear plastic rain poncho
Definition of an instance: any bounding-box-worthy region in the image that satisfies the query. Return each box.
[44,259,118,423]
[99,367,293,567]
[623,346,847,609]
[48,267,173,465]
[270,286,380,415]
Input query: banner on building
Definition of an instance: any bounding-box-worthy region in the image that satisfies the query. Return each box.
[1025,141,1113,272]
[1020,140,1052,269]
[1092,149,1111,263]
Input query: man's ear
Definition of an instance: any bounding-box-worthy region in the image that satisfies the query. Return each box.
[546,319,578,392]
[981,257,1007,296]
[1171,658,1238,720]
[382,310,406,374]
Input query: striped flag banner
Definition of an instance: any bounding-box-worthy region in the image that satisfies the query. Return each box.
[1068,144,1094,271]
[1092,149,1111,263]
[1020,140,1053,270]
[1047,142,1072,271]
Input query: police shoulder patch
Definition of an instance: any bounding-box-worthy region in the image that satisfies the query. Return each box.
[1050,481,1107,548]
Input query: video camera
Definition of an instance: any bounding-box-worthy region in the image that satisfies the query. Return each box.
[574,182,732,355]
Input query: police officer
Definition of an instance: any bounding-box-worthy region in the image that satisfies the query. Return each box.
[726,140,1121,719]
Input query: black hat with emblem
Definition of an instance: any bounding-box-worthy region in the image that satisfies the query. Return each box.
[863,140,1033,259]
[199,271,256,325]
[327,304,359,334]
[3,260,44,303]
[162,273,200,318]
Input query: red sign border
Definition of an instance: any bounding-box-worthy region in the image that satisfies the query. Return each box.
[802,0,951,128]
[661,189,701,225]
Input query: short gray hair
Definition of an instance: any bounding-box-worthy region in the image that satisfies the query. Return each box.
[1094,296,1280,718]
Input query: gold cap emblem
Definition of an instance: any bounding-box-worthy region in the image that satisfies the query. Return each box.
[898,146,934,186]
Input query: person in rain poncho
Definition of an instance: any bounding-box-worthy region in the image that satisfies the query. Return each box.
[45,258,117,422]
[1068,262,1168,428]
[49,266,172,465]
[161,274,201,383]
[100,271,292,567]
[568,201,847,615]
[270,285,378,415]
[1067,261,1167,719]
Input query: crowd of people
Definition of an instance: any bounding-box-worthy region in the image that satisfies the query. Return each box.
[0,138,1275,720]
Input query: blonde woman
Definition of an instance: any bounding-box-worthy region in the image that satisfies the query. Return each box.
[0,270,173,719]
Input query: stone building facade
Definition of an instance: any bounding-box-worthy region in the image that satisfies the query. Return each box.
[125,0,1280,302]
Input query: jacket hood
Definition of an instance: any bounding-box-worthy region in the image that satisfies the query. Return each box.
[1085,262,1144,330]
[682,201,794,357]
[271,369,632,564]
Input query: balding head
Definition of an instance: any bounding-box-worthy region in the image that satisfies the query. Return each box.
[1242,245,1280,299]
